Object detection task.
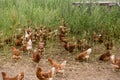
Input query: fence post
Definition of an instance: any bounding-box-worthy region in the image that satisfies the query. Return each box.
[87,0,92,15]
[117,0,120,7]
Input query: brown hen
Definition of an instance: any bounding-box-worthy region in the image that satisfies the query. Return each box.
[1,71,24,80]
[110,55,120,70]
[36,67,55,80]
[38,39,46,53]
[48,58,66,74]
[99,50,111,61]
[75,48,92,62]
[63,41,76,53]
[15,38,23,46]
[32,49,41,67]
[11,46,21,59]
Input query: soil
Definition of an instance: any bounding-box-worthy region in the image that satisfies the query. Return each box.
[0,42,120,80]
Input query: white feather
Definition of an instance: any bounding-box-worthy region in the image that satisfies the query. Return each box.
[98,34,102,37]
[28,39,32,45]
[51,67,55,77]
[85,55,89,59]
[110,55,115,63]
[49,78,53,80]
[25,31,29,38]
[27,39,32,50]
[59,26,64,28]
[87,48,92,54]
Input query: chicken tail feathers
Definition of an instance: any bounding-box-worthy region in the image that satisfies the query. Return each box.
[87,48,92,54]
[51,67,55,77]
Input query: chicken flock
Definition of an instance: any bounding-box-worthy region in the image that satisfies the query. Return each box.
[0,19,119,80]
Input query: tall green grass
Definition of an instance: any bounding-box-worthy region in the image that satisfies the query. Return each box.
[0,0,120,39]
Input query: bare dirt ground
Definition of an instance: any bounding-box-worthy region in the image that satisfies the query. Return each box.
[0,43,120,80]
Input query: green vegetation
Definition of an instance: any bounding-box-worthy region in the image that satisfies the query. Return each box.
[0,0,120,38]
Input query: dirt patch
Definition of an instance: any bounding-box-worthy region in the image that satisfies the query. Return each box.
[0,43,120,80]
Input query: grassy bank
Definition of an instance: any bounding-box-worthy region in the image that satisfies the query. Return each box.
[0,0,120,38]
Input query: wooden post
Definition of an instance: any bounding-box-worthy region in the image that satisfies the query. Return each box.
[118,0,120,7]
[87,0,92,15]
